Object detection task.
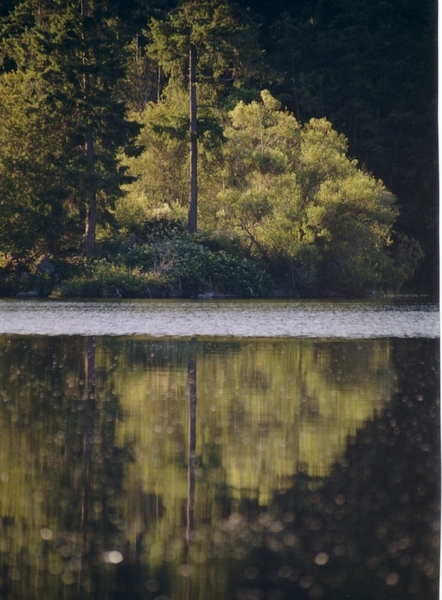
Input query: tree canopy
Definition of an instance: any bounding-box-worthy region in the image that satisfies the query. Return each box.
[123,90,421,296]
[0,0,435,297]
[0,0,141,257]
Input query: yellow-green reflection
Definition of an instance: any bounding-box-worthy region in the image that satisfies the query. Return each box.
[115,338,392,496]
[110,338,393,585]
[0,337,396,599]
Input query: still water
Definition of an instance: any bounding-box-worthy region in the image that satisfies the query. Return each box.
[0,300,439,600]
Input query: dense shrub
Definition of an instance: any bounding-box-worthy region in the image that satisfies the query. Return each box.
[52,263,170,298]
[51,227,272,298]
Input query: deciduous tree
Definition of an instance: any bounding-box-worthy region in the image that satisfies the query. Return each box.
[213,91,422,295]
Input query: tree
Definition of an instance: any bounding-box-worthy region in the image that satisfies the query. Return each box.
[1,0,141,257]
[263,0,437,292]
[118,86,227,231]
[212,91,422,295]
[117,97,190,229]
[148,0,264,234]
[0,70,70,258]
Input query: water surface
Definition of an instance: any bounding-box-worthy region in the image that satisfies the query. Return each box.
[0,334,438,600]
[0,298,439,600]
[0,298,438,337]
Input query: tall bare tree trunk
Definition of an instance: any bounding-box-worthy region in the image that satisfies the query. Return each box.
[84,127,96,258]
[188,43,197,234]
[81,0,97,258]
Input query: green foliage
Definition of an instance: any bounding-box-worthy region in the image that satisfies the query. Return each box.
[119,37,160,113]
[52,220,271,298]
[1,0,141,257]
[139,237,270,296]
[384,234,425,293]
[266,0,437,291]
[207,92,421,296]
[0,70,71,256]
[0,268,54,298]
[146,0,267,234]
[118,93,225,230]
[0,0,433,295]
[120,90,422,297]
[53,262,170,299]
[119,99,190,216]
[148,0,265,91]
[130,214,188,242]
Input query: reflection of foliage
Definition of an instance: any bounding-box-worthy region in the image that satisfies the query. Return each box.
[116,339,392,501]
[212,339,440,600]
[0,337,128,599]
[0,336,437,600]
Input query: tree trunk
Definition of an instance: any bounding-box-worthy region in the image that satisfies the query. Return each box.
[188,43,197,234]
[81,0,97,258]
[84,127,96,258]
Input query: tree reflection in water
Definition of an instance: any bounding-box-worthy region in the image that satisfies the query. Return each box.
[0,336,438,600]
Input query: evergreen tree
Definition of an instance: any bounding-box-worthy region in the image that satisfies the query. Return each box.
[1,0,141,257]
[148,0,264,234]
[0,70,69,257]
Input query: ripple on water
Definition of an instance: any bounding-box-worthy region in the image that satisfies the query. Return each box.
[0,298,438,338]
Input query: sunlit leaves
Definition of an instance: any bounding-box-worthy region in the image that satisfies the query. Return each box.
[212,92,421,295]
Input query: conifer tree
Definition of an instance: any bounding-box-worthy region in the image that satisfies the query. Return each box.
[1,0,141,257]
[148,0,264,234]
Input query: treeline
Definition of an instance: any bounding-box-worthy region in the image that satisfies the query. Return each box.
[0,0,436,298]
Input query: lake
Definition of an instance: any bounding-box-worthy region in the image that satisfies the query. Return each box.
[0,299,439,600]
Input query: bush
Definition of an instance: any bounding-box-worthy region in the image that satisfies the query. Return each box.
[52,262,171,298]
[132,237,271,297]
[52,230,272,298]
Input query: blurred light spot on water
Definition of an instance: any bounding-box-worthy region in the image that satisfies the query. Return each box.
[145,579,160,592]
[40,528,52,540]
[244,567,259,580]
[299,575,314,588]
[102,551,123,564]
[386,572,400,585]
[314,552,329,565]
[62,572,75,585]
[48,561,63,575]
[333,544,346,557]
[8,568,20,581]
[278,566,293,578]
[178,564,193,577]
[283,533,298,547]
[270,521,284,533]
[310,584,324,598]
[235,588,264,600]
[408,581,421,594]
